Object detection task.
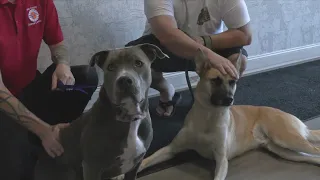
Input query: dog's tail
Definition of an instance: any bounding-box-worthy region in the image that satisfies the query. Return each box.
[308,130,320,144]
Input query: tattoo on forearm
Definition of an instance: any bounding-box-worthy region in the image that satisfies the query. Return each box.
[0,90,40,128]
[51,44,70,65]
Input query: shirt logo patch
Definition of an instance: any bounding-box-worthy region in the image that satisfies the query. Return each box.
[28,9,39,22]
[27,6,42,26]
[197,7,211,25]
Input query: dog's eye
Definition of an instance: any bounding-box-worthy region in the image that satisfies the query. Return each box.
[210,77,222,86]
[134,60,143,67]
[229,80,236,86]
[107,63,116,71]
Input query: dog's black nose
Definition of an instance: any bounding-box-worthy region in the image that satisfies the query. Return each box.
[222,97,233,106]
[117,76,133,88]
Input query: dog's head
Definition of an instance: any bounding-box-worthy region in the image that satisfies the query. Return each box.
[90,43,168,122]
[194,48,242,107]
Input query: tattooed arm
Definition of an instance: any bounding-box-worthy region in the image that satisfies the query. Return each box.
[0,69,66,157]
[0,70,51,137]
[48,41,75,90]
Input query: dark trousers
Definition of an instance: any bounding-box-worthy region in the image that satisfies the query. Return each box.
[125,34,248,72]
[0,64,99,180]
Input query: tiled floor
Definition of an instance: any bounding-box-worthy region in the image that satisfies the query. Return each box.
[138,117,320,180]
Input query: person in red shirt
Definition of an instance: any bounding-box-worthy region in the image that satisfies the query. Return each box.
[0,0,98,179]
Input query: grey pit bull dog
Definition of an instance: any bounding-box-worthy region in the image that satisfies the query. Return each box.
[33,43,168,180]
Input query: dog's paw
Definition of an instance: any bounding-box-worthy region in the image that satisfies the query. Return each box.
[137,166,143,173]
[110,174,125,180]
[137,160,147,173]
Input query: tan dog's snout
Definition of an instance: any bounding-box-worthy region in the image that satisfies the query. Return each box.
[210,91,234,106]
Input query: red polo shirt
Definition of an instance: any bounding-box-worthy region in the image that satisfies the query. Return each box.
[0,0,63,95]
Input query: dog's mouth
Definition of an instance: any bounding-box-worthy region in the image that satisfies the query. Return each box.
[115,98,144,107]
[116,113,146,122]
[210,97,234,106]
[115,98,146,122]
[131,113,146,121]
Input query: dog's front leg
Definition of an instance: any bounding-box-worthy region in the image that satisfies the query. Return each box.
[213,152,228,180]
[212,130,229,180]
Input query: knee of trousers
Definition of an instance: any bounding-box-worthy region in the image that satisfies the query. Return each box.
[72,65,99,91]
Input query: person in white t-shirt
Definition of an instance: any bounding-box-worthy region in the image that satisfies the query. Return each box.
[126,0,252,118]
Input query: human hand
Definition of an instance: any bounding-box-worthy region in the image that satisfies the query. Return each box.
[191,36,238,79]
[40,123,70,158]
[191,36,238,78]
[191,36,205,45]
[205,49,239,79]
[51,63,75,90]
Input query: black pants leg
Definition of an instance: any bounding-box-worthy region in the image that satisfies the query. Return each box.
[23,64,99,126]
[0,64,98,180]
[0,112,31,180]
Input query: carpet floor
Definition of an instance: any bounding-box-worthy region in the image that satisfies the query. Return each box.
[138,59,320,177]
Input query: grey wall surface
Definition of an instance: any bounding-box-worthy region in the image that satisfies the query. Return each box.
[38,0,146,72]
[246,0,320,55]
[38,0,320,71]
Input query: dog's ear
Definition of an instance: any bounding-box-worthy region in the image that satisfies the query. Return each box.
[89,50,109,69]
[138,43,169,62]
[194,48,209,75]
[232,49,243,73]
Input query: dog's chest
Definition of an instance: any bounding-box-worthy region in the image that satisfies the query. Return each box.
[186,109,230,159]
[118,120,146,173]
[191,132,217,159]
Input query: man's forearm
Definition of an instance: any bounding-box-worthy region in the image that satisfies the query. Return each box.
[208,29,252,50]
[158,28,213,60]
[49,41,71,65]
[0,86,50,138]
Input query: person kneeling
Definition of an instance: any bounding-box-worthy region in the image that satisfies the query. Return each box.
[126,0,252,118]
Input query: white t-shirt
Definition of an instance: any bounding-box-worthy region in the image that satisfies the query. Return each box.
[143,0,250,37]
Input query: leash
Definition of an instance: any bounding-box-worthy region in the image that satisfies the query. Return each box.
[185,60,195,104]
[56,80,97,95]
[181,30,195,104]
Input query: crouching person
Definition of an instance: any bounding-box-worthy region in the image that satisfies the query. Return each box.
[126,0,252,118]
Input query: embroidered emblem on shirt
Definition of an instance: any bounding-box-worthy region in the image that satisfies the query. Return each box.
[28,9,39,22]
[197,7,211,25]
[27,6,42,26]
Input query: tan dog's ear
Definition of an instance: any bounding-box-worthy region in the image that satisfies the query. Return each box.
[138,43,169,62]
[194,48,208,75]
[233,49,243,73]
[89,50,109,69]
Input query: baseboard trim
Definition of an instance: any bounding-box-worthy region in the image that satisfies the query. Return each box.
[85,43,320,110]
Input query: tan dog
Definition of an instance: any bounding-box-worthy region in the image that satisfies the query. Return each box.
[138,49,320,180]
